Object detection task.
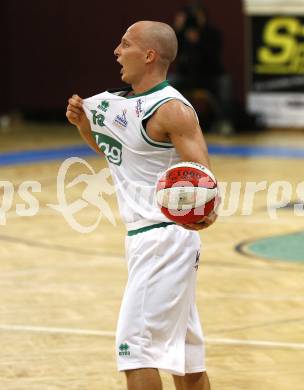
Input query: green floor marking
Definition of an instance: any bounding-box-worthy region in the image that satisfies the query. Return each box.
[244,232,304,263]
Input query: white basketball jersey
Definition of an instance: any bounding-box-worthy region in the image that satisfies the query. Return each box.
[83,80,196,231]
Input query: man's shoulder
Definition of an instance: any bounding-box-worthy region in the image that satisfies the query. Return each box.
[148,84,189,104]
[149,99,198,134]
[159,84,183,96]
[156,98,193,116]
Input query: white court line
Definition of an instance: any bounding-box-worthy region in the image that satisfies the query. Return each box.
[206,337,304,350]
[199,292,304,302]
[0,256,125,277]
[0,325,115,337]
[5,206,121,219]
[0,324,304,350]
[216,217,304,225]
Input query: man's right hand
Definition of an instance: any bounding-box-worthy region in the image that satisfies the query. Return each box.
[66,94,103,155]
[66,94,90,132]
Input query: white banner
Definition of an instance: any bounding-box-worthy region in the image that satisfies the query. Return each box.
[244,0,304,127]
[244,0,304,14]
[249,93,304,126]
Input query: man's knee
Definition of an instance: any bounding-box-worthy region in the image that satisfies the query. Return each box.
[125,368,163,390]
[184,371,210,388]
[184,372,204,382]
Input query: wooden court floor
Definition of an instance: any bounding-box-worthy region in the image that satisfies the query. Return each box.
[0,124,303,389]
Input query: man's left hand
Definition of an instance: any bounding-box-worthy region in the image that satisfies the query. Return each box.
[181,210,218,231]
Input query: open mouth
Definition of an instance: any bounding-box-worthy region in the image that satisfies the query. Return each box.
[116,59,124,75]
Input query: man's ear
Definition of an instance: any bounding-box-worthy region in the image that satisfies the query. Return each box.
[145,49,157,64]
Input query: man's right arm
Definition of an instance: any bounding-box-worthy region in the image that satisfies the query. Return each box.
[66,94,103,155]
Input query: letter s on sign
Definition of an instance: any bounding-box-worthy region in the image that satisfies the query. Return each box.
[258,17,300,64]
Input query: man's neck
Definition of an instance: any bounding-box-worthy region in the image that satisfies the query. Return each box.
[131,75,167,95]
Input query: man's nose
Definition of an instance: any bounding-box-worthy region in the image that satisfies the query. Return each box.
[114,44,120,57]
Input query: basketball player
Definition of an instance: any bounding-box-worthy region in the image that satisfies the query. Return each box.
[66,21,217,390]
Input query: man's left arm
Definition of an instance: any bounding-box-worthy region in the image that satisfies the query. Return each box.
[147,99,218,231]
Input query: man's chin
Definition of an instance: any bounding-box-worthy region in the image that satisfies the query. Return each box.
[121,73,130,84]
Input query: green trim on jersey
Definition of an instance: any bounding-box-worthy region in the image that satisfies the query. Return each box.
[128,222,175,236]
[126,80,170,99]
[140,124,173,149]
[140,97,174,148]
[143,97,174,120]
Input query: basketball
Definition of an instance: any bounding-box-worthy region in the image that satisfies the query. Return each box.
[156,162,218,224]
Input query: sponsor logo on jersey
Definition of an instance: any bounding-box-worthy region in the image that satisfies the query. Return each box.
[113,109,128,129]
[93,132,122,165]
[119,343,131,356]
[97,100,110,112]
[135,98,144,117]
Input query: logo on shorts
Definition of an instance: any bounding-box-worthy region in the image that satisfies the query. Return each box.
[119,343,131,356]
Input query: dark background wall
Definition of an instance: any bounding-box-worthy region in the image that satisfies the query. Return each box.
[0,0,244,114]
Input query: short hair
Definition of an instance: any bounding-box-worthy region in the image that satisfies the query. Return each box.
[136,21,178,68]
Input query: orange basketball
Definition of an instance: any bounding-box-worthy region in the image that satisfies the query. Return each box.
[156,162,218,224]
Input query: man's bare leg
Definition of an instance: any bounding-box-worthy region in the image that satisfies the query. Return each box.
[173,372,211,390]
[125,368,163,390]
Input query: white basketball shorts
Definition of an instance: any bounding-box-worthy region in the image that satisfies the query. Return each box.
[116,223,206,376]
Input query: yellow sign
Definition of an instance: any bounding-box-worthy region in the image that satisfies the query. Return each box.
[255,17,304,74]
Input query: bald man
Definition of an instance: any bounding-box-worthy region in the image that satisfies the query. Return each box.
[66,21,216,390]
